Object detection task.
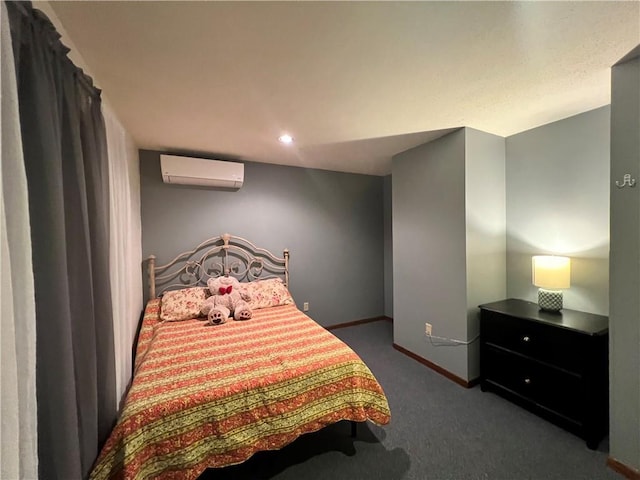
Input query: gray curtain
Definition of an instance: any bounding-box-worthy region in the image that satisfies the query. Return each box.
[7,2,117,479]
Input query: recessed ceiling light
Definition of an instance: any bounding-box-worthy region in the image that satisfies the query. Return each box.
[278,134,294,144]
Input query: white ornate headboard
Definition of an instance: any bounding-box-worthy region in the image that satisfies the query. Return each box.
[146,233,289,298]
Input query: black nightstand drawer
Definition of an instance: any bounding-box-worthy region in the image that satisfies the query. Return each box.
[483,345,582,422]
[482,311,584,374]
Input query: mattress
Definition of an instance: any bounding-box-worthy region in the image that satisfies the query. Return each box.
[90,299,391,479]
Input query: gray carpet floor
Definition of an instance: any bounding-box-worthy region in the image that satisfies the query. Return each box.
[201,320,618,480]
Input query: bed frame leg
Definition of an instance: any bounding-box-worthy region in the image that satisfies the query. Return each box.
[350,421,357,438]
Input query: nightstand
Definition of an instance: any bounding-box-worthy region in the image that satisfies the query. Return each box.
[479,298,609,449]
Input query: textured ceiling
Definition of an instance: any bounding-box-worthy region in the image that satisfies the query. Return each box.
[45,1,639,176]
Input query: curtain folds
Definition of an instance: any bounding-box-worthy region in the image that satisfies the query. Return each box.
[0,2,38,478]
[7,2,117,478]
[104,103,143,408]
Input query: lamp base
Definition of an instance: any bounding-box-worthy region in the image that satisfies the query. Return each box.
[538,288,563,312]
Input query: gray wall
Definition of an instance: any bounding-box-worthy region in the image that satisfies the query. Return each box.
[392,128,506,382]
[505,107,611,315]
[609,49,640,472]
[392,130,470,380]
[383,174,393,318]
[465,128,507,379]
[140,150,385,327]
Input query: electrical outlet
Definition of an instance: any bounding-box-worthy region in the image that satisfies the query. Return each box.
[425,323,432,336]
[303,302,309,312]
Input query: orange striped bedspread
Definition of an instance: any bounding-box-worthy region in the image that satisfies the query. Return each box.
[90,299,391,480]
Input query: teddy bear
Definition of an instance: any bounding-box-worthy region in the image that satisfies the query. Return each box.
[200,276,252,325]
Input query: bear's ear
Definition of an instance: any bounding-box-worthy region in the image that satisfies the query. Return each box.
[207,277,220,294]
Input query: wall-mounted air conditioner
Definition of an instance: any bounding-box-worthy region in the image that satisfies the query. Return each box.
[160,154,244,188]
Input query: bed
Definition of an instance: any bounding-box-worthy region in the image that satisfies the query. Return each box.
[90,234,391,480]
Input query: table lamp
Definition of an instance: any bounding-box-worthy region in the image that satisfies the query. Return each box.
[532,255,571,312]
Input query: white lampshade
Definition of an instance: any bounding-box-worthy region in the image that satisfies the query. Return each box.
[532,256,571,289]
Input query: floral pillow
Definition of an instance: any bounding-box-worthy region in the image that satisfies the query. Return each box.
[160,287,208,321]
[241,278,294,310]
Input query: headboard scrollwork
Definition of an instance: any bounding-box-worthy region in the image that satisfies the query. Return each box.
[146,233,289,298]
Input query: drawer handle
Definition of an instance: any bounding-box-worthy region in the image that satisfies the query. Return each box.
[522,335,531,343]
[524,378,532,385]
